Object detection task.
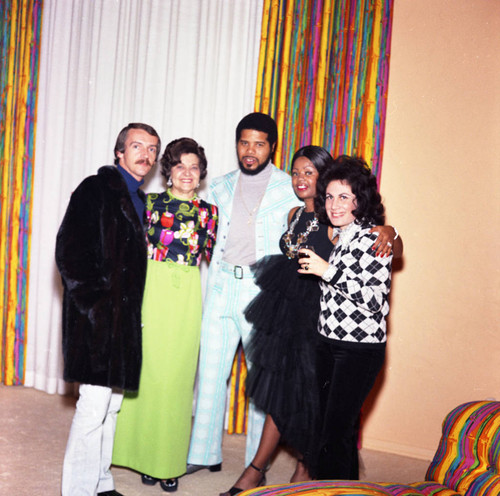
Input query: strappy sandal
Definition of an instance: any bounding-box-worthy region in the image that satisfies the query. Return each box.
[219,462,267,496]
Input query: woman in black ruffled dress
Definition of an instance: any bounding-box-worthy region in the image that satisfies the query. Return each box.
[220,146,396,496]
[219,146,333,496]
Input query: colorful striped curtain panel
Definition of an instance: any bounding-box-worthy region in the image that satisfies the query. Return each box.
[256,0,393,181]
[0,0,43,385]
[228,0,394,433]
[1,0,393,399]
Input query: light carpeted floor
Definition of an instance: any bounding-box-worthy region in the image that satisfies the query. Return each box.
[0,385,430,495]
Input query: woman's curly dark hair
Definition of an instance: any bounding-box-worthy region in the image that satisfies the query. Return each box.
[160,137,208,182]
[314,155,385,226]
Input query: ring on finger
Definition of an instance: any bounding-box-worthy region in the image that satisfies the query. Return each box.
[387,241,392,247]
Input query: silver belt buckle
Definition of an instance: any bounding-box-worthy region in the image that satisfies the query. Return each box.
[234,265,243,279]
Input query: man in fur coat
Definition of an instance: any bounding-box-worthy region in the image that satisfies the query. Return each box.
[55,123,160,496]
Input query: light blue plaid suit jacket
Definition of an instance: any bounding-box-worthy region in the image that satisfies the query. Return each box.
[205,165,299,290]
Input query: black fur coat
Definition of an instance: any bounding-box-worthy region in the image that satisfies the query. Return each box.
[55,166,147,391]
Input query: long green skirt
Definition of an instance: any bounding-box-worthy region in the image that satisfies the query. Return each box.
[112,259,202,478]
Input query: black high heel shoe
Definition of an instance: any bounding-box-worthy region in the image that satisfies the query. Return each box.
[219,462,267,496]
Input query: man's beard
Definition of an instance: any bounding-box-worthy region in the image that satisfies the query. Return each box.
[238,154,272,176]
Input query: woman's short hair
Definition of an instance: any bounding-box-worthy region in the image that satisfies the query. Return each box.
[315,155,385,226]
[291,145,334,176]
[160,137,208,181]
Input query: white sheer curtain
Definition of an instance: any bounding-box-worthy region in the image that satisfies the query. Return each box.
[26,0,264,394]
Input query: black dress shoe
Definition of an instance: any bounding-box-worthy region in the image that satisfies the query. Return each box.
[185,462,222,475]
[97,491,124,496]
[141,473,159,485]
[160,478,178,492]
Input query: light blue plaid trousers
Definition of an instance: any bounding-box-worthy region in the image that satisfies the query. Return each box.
[187,261,266,467]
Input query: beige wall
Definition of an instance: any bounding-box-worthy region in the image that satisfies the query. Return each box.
[362,0,500,460]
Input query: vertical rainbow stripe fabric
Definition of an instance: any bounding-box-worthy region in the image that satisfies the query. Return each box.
[0,1,392,398]
[228,0,394,435]
[0,0,43,385]
[255,0,394,181]
[227,344,249,435]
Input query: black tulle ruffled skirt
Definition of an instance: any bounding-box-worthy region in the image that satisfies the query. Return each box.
[245,255,321,469]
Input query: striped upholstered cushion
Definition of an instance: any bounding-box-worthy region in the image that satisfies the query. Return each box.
[425,401,500,495]
[238,480,461,495]
[239,401,500,496]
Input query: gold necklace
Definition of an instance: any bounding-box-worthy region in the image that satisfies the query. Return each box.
[238,179,266,225]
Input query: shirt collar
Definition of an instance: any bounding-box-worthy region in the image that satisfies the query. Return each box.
[117,165,144,192]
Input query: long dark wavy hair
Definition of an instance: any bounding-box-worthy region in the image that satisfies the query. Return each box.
[315,155,385,226]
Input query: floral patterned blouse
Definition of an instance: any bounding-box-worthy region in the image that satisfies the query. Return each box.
[145,190,218,266]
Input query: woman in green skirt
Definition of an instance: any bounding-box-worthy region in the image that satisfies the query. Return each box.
[112,137,218,492]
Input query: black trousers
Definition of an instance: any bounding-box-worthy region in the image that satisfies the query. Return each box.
[315,340,385,480]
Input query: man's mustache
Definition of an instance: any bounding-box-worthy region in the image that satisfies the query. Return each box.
[135,159,152,166]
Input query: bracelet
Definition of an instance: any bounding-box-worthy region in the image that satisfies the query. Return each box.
[393,227,399,240]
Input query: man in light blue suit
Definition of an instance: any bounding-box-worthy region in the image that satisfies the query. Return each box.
[186,113,299,475]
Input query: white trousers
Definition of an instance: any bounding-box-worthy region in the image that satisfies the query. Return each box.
[62,384,123,496]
